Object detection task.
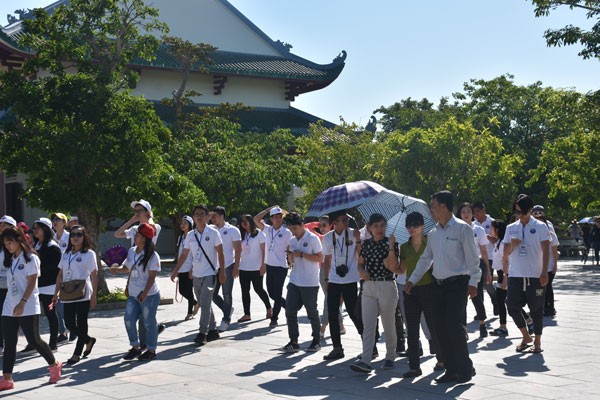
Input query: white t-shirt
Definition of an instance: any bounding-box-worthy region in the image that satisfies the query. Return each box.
[58,250,98,303]
[3,253,41,317]
[492,243,504,271]
[125,223,162,246]
[239,231,266,271]
[0,250,7,289]
[184,226,223,278]
[124,247,161,297]
[177,234,193,273]
[322,228,360,284]
[548,230,559,272]
[471,223,489,259]
[503,218,551,278]
[289,230,322,287]
[263,223,292,268]
[214,223,241,268]
[474,215,494,260]
[56,230,70,253]
[35,240,61,295]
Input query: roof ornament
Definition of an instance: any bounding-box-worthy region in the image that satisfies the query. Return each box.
[7,8,34,24]
[333,50,347,63]
[274,40,293,53]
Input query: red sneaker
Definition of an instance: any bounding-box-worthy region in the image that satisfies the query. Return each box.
[49,361,62,384]
[0,378,14,391]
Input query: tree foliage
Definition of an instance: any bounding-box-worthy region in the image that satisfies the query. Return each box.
[530,0,600,60]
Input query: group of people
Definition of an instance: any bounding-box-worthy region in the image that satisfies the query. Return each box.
[0,190,565,390]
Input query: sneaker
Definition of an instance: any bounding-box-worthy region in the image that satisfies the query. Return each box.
[69,332,78,342]
[281,342,300,353]
[206,330,220,342]
[269,320,278,328]
[0,378,14,391]
[56,334,68,344]
[138,350,156,361]
[403,368,422,378]
[479,325,488,338]
[123,347,143,360]
[184,313,194,321]
[350,361,373,373]
[48,361,62,384]
[194,333,207,347]
[19,344,36,354]
[218,320,230,332]
[490,327,508,336]
[306,339,321,352]
[382,359,394,370]
[158,324,166,335]
[323,347,344,360]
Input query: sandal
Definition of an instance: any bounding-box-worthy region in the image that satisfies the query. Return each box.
[66,355,80,365]
[525,347,544,354]
[515,343,533,353]
[237,315,251,322]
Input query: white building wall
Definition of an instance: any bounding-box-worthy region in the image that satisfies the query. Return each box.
[134,69,290,109]
[150,0,281,56]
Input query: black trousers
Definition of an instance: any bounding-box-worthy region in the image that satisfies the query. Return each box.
[506,277,545,335]
[544,272,556,313]
[404,283,442,369]
[239,270,271,315]
[2,314,55,374]
[178,272,197,314]
[432,275,473,376]
[495,270,508,325]
[0,289,6,345]
[39,294,59,348]
[327,282,362,348]
[63,300,91,357]
[266,265,287,322]
[469,260,487,321]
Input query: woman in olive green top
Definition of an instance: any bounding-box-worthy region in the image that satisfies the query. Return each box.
[400,212,443,378]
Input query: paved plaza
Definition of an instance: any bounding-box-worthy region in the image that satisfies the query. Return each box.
[4,257,600,399]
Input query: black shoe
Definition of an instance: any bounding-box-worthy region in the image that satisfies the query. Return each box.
[194,333,207,346]
[206,330,220,342]
[479,325,488,338]
[435,372,457,383]
[456,368,476,384]
[19,344,36,354]
[403,368,422,378]
[123,347,142,360]
[140,344,148,351]
[56,334,68,344]
[82,337,96,358]
[138,350,156,361]
[323,347,345,360]
[433,362,445,372]
[158,324,166,335]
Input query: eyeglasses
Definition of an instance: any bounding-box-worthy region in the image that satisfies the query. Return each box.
[70,232,84,238]
[193,213,206,218]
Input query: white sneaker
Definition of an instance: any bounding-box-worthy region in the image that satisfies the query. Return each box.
[218,320,229,332]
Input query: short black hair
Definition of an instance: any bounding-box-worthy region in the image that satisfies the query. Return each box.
[329,209,347,222]
[405,212,424,227]
[472,201,485,210]
[212,206,226,218]
[432,190,453,212]
[368,213,386,226]
[284,212,303,226]
[192,204,209,215]
[514,194,534,215]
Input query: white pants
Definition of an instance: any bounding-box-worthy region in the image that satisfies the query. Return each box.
[361,280,398,364]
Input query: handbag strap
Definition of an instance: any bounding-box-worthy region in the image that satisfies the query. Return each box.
[194,232,217,272]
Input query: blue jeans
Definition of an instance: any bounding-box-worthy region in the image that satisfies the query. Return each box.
[213,265,234,323]
[124,292,160,351]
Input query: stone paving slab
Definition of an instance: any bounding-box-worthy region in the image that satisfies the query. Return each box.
[2,258,599,399]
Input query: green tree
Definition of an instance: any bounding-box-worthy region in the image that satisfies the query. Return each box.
[0,0,200,293]
[380,117,522,217]
[530,0,600,60]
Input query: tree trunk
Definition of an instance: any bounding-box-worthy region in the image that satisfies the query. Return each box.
[77,208,110,295]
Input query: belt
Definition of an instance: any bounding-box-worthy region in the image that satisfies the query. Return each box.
[370,277,395,282]
[434,275,468,286]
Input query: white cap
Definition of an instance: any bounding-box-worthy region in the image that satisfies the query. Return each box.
[183,215,193,226]
[131,199,152,211]
[68,215,79,223]
[0,215,16,226]
[270,206,284,216]
[34,217,53,230]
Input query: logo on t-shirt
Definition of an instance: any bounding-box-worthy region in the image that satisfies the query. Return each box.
[303,242,308,247]
[474,233,478,237]
[205,237,210,241]
[530,229,536,234]
[486,225,490,229]
[223,230,228,235]
[18,264,24,270]
[278,234,283,238]
[61,243,67,247]
[76,257,82,262]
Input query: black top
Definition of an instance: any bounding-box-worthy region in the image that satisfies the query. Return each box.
[360,237,399,280]
[37,243,62,288]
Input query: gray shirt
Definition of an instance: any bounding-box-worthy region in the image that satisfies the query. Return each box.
[408,215,481,287]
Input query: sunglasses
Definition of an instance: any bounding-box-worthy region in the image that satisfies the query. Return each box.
[70,232,84,238]
[51,218,63,223]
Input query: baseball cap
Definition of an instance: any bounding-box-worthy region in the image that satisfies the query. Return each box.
[532,205,545,212]
[34,218,53,230]
[131,199,152,211]
[51,212,68,222]
[270,206,284,216]
[0,215,17,226]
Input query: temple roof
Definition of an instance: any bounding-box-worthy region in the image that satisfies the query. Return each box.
[1,0,346,90]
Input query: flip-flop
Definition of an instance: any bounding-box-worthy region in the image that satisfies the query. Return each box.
[525,347,544,354]
[515,343,533,353]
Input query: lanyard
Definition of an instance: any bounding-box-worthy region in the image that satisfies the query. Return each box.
[68,252,80,270]
[10,255,23,277]
[134,252,144,266]
[194,231,205,259]
[270,227,281,245]
[332,230,349,267]
[244,233,251,247]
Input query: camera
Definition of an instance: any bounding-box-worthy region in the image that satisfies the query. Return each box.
[336,264,349,278]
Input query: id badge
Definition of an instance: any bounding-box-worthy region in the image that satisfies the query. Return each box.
[518,244,527,257]
[268,243,274,252]
[130,270,139,280]
[195,251,203,261]
[65,270,73,280]
[11,280,18,296]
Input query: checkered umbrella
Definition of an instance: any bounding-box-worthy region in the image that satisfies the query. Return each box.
[357,189,435,244]
[306,181,386,218]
